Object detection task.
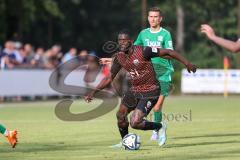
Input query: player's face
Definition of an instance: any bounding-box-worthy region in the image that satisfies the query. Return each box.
[118,34,132,52]
[148,11,162,28]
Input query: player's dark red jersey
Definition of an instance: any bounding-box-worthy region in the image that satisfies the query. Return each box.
[111,45,159,93]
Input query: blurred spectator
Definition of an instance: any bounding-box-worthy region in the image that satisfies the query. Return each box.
[62,47,77,63]
[31,47,45,68]
[14,41,22,50]
[51,44,63,61]
[0,41,22,69]
[18,47,28,67]
[41,45,62,69]
[84,52,100,83]
[78,50,88,65]
[24,43,35,63]
[42,49,57,69]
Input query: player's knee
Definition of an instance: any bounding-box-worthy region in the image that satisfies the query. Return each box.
[130,118,141,129]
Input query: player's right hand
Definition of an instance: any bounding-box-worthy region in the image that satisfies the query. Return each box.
[186,63,197,73]
[84,93,94,103]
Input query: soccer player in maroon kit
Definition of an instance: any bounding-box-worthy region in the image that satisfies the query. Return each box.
[85,29,196,146]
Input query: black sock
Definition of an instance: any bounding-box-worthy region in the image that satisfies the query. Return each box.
[119,127,128,139]
[142,121,162,131]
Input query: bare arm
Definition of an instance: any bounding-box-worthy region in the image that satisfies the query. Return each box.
[84,57,121,102]
[159,49,196,73]
[84,75,112,102]
[159,49,188,66]
[143,47,197,73]
[93,75,112,93]
[201,24,240,53]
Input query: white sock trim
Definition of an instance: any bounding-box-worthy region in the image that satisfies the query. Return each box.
[3,129,8,136]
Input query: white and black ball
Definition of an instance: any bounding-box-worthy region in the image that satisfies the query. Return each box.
[122,133,141,150]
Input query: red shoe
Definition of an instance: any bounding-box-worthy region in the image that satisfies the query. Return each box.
[6,130,18,148]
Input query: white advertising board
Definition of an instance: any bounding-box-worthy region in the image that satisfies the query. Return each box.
[181,69,240,93]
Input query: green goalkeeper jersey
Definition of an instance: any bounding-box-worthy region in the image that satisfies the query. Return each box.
[134,27,174,82]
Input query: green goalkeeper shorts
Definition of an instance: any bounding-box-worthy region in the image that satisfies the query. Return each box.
[158,81,172,97]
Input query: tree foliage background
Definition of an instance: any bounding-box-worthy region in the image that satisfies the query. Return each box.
[0,0,239,69]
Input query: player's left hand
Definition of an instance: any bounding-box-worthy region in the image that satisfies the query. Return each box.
[186,63,197,73]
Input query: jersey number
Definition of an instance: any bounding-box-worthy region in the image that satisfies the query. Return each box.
[129,69,140,78]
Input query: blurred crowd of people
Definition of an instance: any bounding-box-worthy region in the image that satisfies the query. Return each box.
[0,40,95,70]
[0,41,113,102]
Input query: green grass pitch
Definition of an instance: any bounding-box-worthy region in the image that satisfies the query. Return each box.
[0,95,240,160]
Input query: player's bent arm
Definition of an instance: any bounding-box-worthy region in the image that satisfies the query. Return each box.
[143,47,196,73]
[143,46,189,66]
[92,56,121,94]
[84,75,112,103]
[159,55,173,59]
[159,49,197,73]
[159,49,189,65]
[84,58,121,103]
[95,75,112,92]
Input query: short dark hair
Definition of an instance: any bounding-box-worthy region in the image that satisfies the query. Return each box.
[148,7,161,15]
[118,29,131,38]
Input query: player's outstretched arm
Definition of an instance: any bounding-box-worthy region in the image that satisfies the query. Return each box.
[84,75,112,103]
[159,49,197,73]
[201,24,240,53]
[84,57,121,103]
[143,47,196,73]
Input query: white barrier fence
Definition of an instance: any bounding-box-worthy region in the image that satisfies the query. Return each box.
[0,69,104,96]
[2,69,240,96]
[181,69,240,94]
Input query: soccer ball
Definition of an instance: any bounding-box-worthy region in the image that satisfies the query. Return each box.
[122,133,141,150]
